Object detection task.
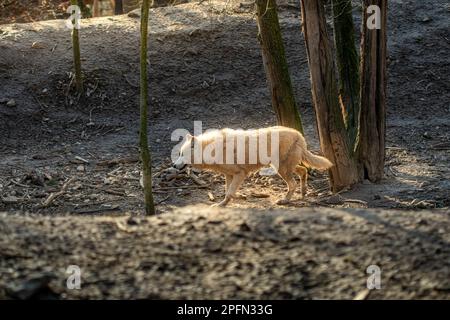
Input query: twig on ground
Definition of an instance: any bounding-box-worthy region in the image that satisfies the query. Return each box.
[353,289,371,300]
[42,177,75,207]
[155,195,171,205]
[431,142,450,150]
[75,155,90,164]
[123,74,139,88]
[188,171,207,185]
[343,198,368,205]
[153,183,212,191]
[10,179,31,188]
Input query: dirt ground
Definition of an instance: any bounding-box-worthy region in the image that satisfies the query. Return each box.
[0,0,449,299]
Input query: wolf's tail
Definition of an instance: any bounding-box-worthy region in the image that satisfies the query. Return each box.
[302,149,333,171]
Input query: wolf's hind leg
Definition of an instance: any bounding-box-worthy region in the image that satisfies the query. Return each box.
[276,168,297,205]
[295,166,308,198]
[225,174,232,193]
[213,172,246,207]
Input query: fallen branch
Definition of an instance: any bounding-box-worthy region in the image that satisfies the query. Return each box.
[10,179,31,188]
[250,193,270,198]
[71,205,120,214]
[153,183,211,191]
[343,198,368,205]
[42,177,75,207]
[74,155,90,164]
[103,188,126,196]
[431,142,450,150]
[188,171,207,185]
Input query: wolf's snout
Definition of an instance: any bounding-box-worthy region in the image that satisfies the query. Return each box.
[173,157,187,170]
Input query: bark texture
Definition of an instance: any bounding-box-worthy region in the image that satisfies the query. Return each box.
[359,0,387,182]
[140,0,156,214]
[256,0,303,133]
[71,0,83,93]
[300,0,360,192]
[332,0,360,147]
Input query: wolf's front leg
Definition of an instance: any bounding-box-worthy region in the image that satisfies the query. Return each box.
[212,173,246,207]
[224,174,245,199]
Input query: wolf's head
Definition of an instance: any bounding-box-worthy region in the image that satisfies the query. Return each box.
[173,133,196,170]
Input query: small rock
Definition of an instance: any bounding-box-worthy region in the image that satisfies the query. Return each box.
[76,165,85,172]
[31,41,46,49]
[417,218,428,226]
[238,222,251,232]
[423,131,432,139]
[128,9,140,18]
[6,99,16,107]
[127,217,140,226]
[7,273,57,300]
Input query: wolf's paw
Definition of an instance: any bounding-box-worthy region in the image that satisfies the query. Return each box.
[276,199,290,205]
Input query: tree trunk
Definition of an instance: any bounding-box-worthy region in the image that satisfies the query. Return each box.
[139,0,156,214]
[115,0,124,15]
[77,0,92,18]
[71,0,83,93]
[359,0,387,182]
[300,0,360,192]
[256,0,303,133]
[331,0,360,147]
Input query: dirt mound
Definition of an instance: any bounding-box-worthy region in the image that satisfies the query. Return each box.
[1,206,449,299]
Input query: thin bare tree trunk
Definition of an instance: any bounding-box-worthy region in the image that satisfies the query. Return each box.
[332,0,360,147]
[256,0,303,133]
[359,0,387,182]
[300,0,360,192]
[139,0,156,214]
[71,0,83,93]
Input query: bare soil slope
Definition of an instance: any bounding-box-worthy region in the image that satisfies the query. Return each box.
[0,1,449,214]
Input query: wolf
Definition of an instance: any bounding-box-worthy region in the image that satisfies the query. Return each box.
[173,126,333,207]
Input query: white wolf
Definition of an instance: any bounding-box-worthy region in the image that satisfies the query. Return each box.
[173,126,333,206]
